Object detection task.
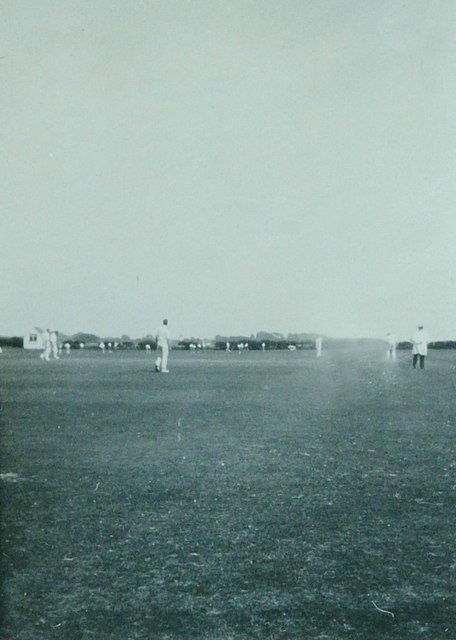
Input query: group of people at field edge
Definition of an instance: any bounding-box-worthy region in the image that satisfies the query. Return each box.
[152,322,432,373]
[99,341,118,353]
[385,325,430,369]
[36,321,432,372]
[39,329,60,361]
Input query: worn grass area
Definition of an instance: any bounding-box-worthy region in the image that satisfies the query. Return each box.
[1,346,455,639]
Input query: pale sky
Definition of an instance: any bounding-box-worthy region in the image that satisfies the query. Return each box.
[2,0,456,340]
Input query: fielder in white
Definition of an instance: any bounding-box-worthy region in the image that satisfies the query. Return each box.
[49,330,60,359]
[315,336,323,357]
[40,329,51,361]
[155,319,170,373]
[411,325,430,369]
[385,333,396,360]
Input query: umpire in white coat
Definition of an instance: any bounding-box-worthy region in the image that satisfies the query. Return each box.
[411,325,430,369]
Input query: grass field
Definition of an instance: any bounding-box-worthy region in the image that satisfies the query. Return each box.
[1,345,455,639]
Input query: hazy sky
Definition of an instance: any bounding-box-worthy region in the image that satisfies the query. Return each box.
[2,0,455,340]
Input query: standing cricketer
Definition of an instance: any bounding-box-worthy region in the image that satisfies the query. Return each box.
[155,319,170,373]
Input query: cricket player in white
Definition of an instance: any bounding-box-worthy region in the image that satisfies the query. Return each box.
[155,319,170,373]
[315,336,323,357]
[385,333,396,360]
[49,331,60,359]
[40,329,51,361]
[411,325,430,369]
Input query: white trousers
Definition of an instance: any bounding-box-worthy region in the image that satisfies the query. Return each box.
[41,344,51,360]
[158,342,169,371]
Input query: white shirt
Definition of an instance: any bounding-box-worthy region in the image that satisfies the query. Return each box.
[156,325,170,346]
[411,329,430,356]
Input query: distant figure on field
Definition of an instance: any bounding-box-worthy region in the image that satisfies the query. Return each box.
[49,330,60,359]
[99,341,106,354]
[226,341,230,352]
[385,333,396,360]
[315,336,323,357]
[237,342,244,354]
[40,329,51,361]
[155,319,170,373]
[64,342,71,355]
[145,343,151,354]
[261,342,266,352]
[107,342,113,352]
[411,325,430,369]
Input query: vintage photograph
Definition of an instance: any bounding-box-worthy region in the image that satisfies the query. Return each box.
[1,1,455,638]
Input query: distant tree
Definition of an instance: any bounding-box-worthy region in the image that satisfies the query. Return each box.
[256,331,284,341]
[287,333,319,342]
[429,341,456,349]
[177,338,204,350]
[246,340,260,350]
[120,341,136,349]
[0,336,23,348]
[137,339,156,350]
[71,332,100,344]
[68,340,84,349]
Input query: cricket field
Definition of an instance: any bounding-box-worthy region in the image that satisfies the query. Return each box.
[1,345,455,639]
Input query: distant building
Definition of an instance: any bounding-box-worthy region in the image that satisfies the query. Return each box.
[23,329,44,350]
